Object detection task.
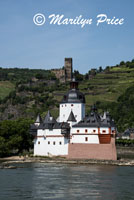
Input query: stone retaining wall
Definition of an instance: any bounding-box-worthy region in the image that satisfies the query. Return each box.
[68,138,117,160]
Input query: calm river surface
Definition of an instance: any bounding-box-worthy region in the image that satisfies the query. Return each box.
[0,163,134,200]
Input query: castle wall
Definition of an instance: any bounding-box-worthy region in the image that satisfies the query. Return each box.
[71,127,100,134]
[51,69,65,83]
[59,103,85,123]
[67,138,117,160]
[34,128,69,156]
[71,134,99,144]
[38,129,62,136]
[70,127,115,135]
[34,136,69,156]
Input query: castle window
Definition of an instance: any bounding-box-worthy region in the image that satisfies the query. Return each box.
[102,130,106,133]
[53,141,56,145]
[59,141,62,145]
[93,130,96,133]
[85,129,88,133]
[77,130,79,133]
[71,104,74,106]
[48,141,50,145]
[38,141,40,144]
[85,137,88,141]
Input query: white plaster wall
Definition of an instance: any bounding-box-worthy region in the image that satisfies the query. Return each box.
[71,127,115,134]
[34,137,69,156]
[38,129,62,136]
[59,103,85,123]
[71,135,99,144]
[71,127,98,134]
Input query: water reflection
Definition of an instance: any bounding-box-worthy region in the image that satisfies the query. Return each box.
[0,163,134,200]
[31,164,117,200]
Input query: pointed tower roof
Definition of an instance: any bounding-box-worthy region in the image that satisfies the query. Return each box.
[35,113,42,123]
[43,111,51,123]
[67,110,76,122]
[43,111,56,124]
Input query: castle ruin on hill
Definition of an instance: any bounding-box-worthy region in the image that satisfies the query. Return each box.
[51,58,73,83]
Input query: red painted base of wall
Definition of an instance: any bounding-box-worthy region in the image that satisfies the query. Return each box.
[67,138,117,160]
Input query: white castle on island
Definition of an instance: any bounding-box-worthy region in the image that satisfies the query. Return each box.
[30,79,117,160]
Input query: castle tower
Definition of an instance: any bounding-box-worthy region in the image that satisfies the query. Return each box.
[65,58,73,82]
[59,78,85,123]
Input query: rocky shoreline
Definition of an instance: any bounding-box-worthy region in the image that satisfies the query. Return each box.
[0,146,134,168]
[0,156,134,168]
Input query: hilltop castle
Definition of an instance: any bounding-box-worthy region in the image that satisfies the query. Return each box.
[30,78,117,160]
[51,58,72,82]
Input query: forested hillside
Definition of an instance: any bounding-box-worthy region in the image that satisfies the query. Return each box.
[0,59,134,132]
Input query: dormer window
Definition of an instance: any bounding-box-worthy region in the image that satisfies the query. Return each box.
[92,120,95,123]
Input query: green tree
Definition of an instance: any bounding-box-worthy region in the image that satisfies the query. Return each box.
[0,118,33,157]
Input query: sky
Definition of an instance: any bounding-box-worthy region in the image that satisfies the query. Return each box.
[0,0,134,73]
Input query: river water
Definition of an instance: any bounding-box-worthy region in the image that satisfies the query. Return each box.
[0,163,134,200]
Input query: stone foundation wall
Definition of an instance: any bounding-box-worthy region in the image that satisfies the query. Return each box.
[68,138,117,160]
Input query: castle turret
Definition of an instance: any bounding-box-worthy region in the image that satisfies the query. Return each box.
[59,78,85,123]
[34,114,42,127]
[67,110,77,127]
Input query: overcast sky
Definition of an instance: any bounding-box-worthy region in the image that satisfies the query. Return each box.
[0,0,134,73]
